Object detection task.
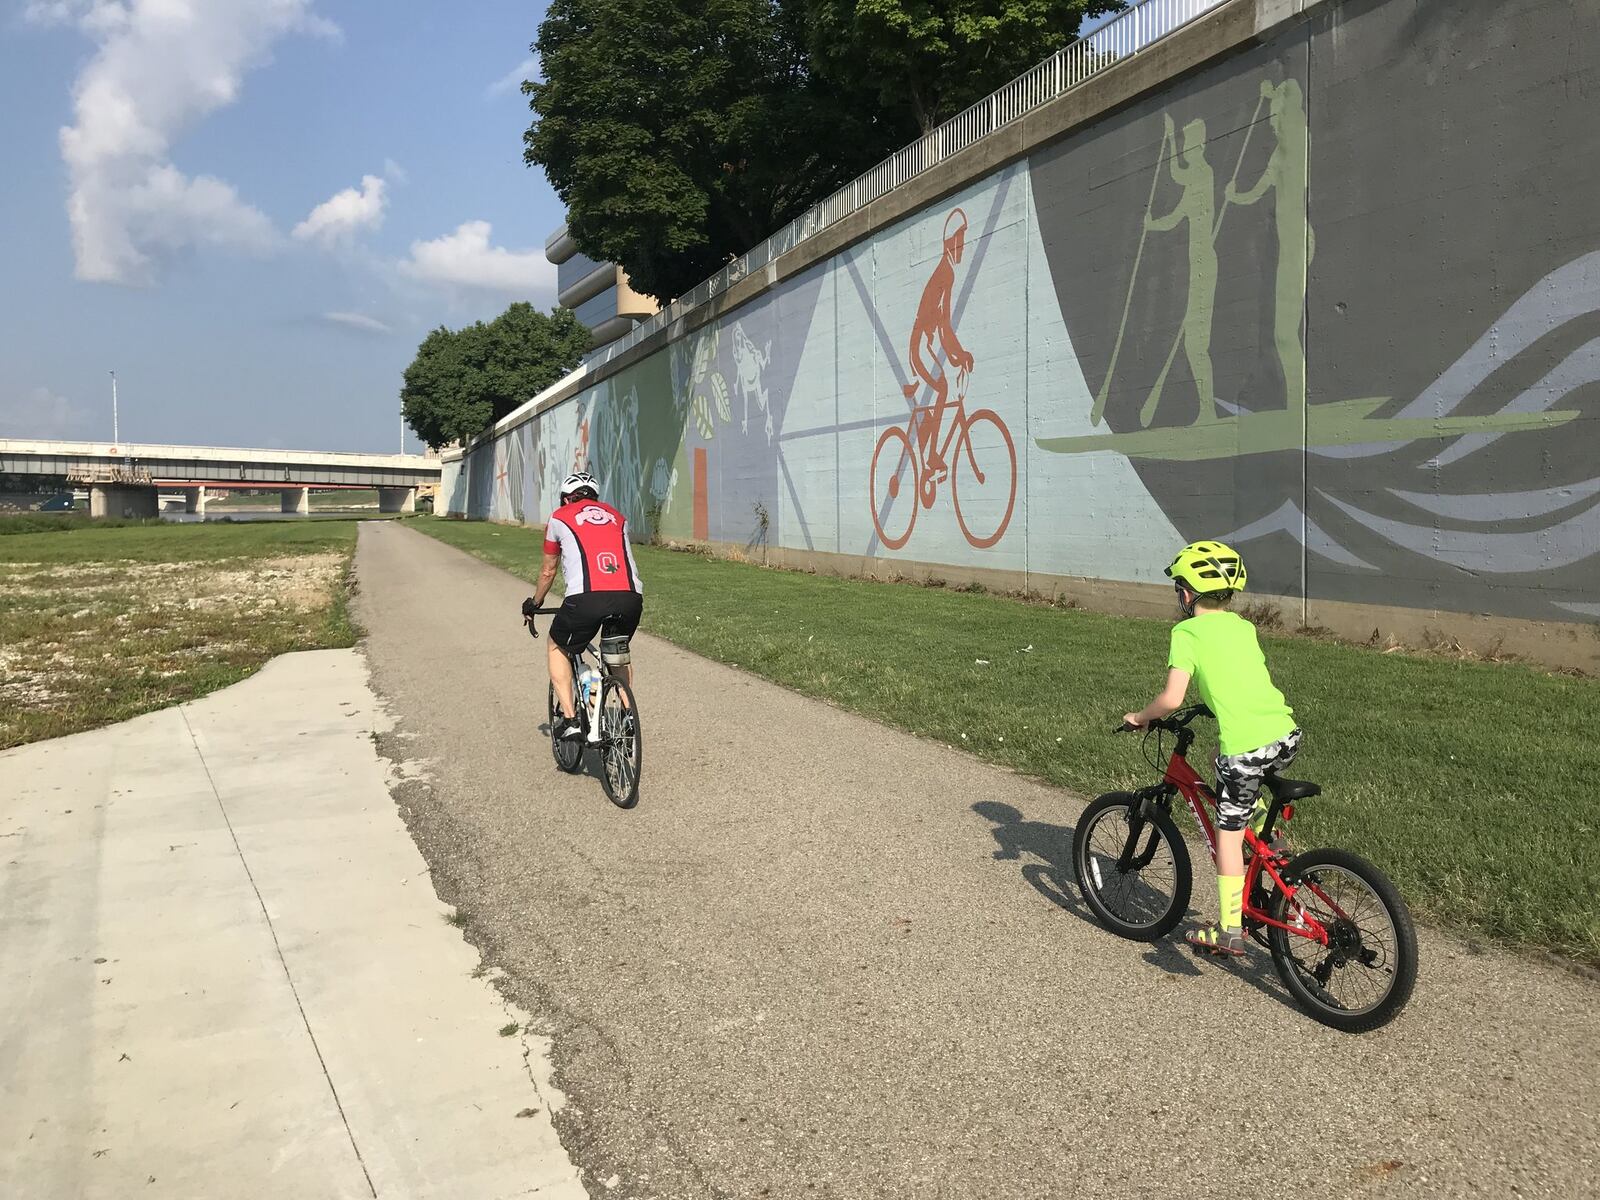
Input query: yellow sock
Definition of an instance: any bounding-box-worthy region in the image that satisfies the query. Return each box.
[1248,798,1270,835]
[1218,874,1245,932]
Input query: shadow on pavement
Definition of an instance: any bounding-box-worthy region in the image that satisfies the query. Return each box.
[535,716,610,785]
[972,799,1295,1006]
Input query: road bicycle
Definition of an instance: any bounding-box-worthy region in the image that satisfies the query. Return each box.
[869,367,1016,550]
[1072,704,1417,1032]
[522,602,642,809]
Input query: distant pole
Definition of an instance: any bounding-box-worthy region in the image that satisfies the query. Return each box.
[399,409,404,454]
[109,371,119,444]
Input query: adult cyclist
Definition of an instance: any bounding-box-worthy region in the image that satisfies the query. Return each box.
[524,471,643,741]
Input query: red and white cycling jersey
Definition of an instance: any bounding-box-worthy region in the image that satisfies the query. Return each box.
[543,499,643,594]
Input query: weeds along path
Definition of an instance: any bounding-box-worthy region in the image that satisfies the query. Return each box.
[356,520,1600,1200]
[0,520,358,750]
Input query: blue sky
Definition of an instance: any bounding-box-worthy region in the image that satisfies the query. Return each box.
[0,1,563,452]
[0,3,1123,455]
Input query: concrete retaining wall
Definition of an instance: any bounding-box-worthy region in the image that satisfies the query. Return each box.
[442,0,1600,669]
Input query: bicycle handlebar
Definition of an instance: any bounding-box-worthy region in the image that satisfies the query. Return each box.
[521,597,562,638]
[1114,703,1214,735]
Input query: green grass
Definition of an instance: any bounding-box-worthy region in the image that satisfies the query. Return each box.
[413,517,1600,965]
[0,513,152,535]
[1,519,362,750]
[0,517,358,563]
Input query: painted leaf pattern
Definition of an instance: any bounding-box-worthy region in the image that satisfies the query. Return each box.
[693,392,716,440]
[710,372,731,422]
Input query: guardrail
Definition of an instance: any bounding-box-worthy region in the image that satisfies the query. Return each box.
[67,465,152,486]
[576,0,1226,376]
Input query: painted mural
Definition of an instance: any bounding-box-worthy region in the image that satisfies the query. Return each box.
[444,0,1599,626]
[869,204,1018,551]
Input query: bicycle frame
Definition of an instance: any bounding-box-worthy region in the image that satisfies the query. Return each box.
[559,641,628,736]
[524,604,629,743]
[903,371,981,481]
[1124,725,1335,947]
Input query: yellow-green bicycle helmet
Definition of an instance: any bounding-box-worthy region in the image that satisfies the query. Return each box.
[1165,540,1247,594]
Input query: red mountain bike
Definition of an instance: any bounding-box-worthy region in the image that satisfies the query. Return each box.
[1072,704,1417,1032]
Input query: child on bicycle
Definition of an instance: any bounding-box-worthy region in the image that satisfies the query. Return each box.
[1122,541,1301,958]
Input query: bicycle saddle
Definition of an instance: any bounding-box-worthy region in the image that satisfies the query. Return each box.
[1265,775,1321,801]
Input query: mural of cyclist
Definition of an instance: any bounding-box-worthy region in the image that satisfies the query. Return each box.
[904,208,976,484]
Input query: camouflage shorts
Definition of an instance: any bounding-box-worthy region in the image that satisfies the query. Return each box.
[1214,728,1303,832]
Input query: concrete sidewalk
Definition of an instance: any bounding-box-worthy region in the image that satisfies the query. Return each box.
[0,651,585,1199]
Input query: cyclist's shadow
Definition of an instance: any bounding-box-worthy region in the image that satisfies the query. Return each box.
[972,800,1297,999]
[536,716,608,784]
[973,800,1209,981]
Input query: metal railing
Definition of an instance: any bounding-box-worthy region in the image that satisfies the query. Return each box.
[68,464,152,486]
[569,0,1226,379]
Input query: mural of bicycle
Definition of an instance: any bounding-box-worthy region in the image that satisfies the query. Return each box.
[869,367,1017,550]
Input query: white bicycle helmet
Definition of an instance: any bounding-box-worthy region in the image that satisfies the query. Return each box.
[561,470,598,500]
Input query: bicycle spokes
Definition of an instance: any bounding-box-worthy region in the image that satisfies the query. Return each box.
[1278,865,1401,1014]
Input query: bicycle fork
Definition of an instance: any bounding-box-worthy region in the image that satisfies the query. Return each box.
[1114,789,1171,873]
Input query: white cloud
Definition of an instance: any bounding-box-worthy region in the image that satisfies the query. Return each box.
[382,157,408,185]
[294,175,387,246]
[398,221,555,297]
[0,386,94,440]
[46,0,337,284]
[322,311,393,336]
[486,56,537,98]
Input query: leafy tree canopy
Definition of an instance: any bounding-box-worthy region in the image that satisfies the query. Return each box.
[401,303,591,449]
[524,0,1121,300]
[524,0,897,301]
[805,2,1121,135]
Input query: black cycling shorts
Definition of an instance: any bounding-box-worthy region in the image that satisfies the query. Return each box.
[548,590,643,650]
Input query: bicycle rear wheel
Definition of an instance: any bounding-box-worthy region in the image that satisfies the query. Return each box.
[597,676,641,809]
[1073,793,1191,940]
[869,425,919,549]
[548,681,582,774]
[1267,848,1417,1033]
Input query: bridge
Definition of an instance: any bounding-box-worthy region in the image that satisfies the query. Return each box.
[0,438,441,517]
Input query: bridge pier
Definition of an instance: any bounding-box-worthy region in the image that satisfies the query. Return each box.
[378,486,416,514]
[281,487,310,514]
[89,484,159,520]
[184,487,207,516]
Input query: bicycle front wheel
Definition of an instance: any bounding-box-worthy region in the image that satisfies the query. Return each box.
[951,408,1016,549]
[597,676,642,809]
[1267,848,1418,1033]
[548,682,582,775]
[1073,793,1191,940]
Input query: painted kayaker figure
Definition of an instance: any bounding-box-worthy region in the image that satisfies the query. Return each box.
[1145,114,1220,425]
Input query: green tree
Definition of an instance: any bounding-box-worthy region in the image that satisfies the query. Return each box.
[401,304,591,449]
[524,0,895,301]
[805,1,1123,135]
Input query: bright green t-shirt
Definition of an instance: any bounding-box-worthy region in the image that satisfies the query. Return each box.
[1168,611,1296,756]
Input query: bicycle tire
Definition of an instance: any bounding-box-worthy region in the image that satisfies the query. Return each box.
[1267,848,1418,1033]
[1073,793,1191,941]
[869,425,919,549]
[951,408,1017,549]
[597,676,642,809]
[548,681,583,775]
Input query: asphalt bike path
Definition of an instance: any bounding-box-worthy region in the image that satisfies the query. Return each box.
[356,521,1599,1200]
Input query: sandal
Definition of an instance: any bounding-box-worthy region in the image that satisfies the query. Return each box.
[1186,923,1247,958]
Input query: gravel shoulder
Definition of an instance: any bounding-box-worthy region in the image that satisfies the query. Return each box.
[356,520,1600,1200]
